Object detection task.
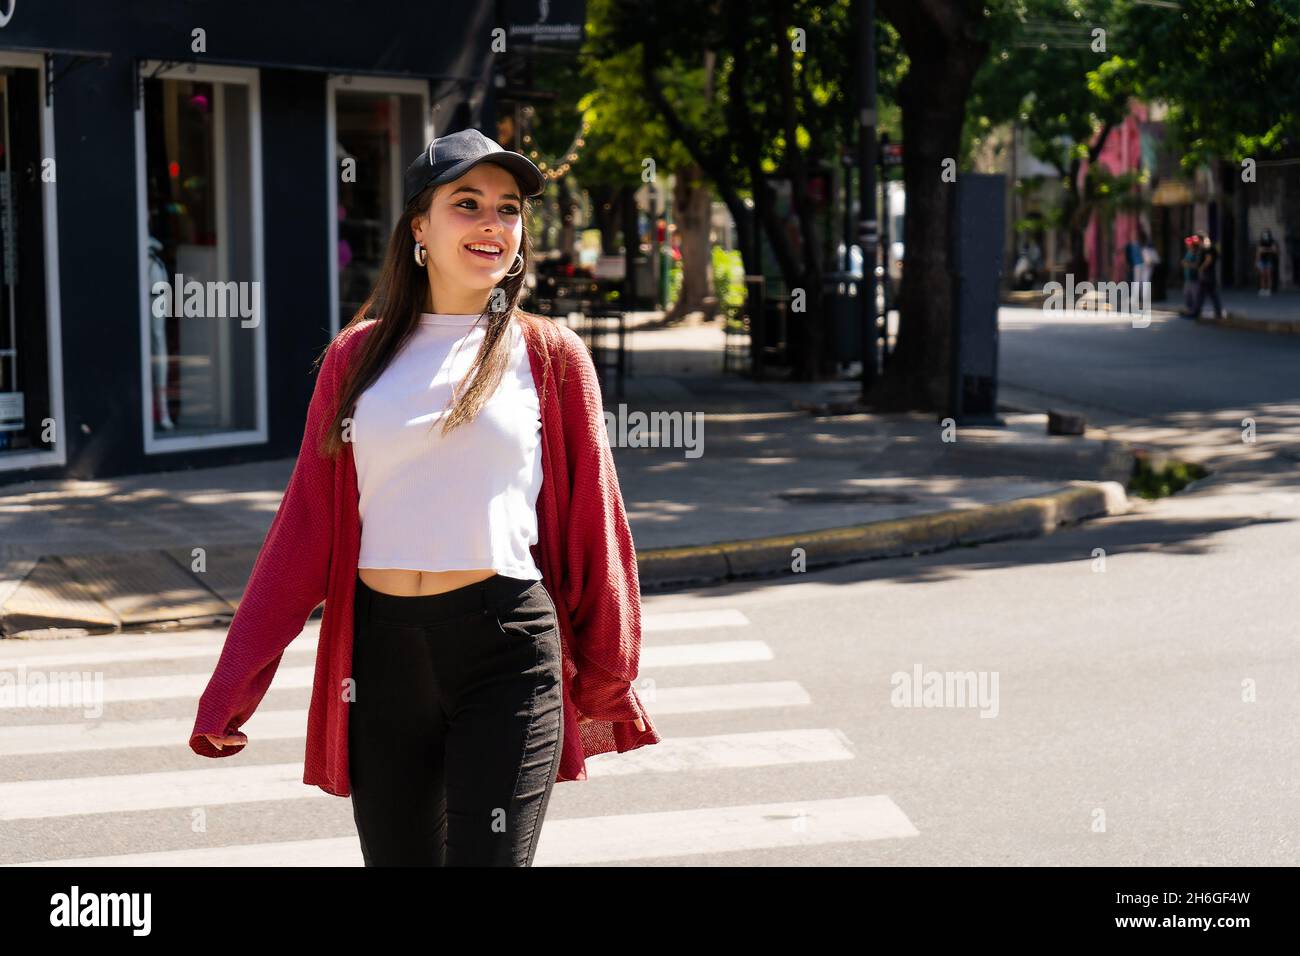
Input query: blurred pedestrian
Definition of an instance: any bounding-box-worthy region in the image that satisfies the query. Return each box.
[1256,228,1278,296]
[1184,232,1223,320]
[1124,233,1144,284]
[1133,230,1157,285]
[1179,234,1201,316]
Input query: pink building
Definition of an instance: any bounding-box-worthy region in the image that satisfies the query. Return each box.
[1081,103,1149,281]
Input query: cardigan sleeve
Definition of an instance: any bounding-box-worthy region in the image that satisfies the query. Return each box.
[558,327,646,724]
[188,335,344,758]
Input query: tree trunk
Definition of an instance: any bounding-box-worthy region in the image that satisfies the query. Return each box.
[589,184,623,256]
[664,162,719,322]
[1073,122,1116,281]
[1062,158,1089,280]
[557,174,578,263]
[772,0,829,380]
[873,0,989,411]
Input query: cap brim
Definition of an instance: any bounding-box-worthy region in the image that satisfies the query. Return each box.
[430,153,546,199]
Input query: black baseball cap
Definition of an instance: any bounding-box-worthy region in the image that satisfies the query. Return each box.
[403,128,546,207]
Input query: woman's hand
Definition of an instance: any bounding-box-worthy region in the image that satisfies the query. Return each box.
[202,731,248,751]
[578,715,646,732]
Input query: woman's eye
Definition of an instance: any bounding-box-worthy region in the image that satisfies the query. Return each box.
[457,200,520,215]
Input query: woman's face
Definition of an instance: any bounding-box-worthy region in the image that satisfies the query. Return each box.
[411,163,524,295]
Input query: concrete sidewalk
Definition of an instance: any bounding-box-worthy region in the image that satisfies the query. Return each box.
[1154,286,1294,335]
[0,315,1133,637]
[1176,289,1300,335]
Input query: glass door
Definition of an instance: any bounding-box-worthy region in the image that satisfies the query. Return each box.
[0,64,53,457]
[330,82,428,331]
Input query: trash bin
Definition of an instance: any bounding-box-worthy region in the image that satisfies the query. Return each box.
[824,272,862,363]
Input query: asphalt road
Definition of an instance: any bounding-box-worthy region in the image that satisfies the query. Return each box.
[998,306,1300,428]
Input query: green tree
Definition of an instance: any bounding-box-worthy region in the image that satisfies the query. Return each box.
[581,0,721,320]
[966,0,1134,280]
[1104,0,1300,165]
[872,0,991,411]
[595,0,868,379]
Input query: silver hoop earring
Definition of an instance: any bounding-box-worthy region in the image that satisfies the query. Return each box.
[413,241,427,267]
[504,253,524,278]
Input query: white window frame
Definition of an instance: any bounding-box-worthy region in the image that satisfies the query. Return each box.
[325,75,431,337]
[135,60,267,455]
[0,51,66,473]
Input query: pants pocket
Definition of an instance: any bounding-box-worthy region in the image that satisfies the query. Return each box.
[491,582,559,643]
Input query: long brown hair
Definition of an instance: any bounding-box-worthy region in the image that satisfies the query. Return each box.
[316,175,540,459]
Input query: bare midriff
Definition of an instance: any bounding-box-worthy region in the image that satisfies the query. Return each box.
[357,567,499,597]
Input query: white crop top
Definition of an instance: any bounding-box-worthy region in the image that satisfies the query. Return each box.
[351,312,543,580]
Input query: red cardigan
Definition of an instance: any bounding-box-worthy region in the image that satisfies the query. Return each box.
[189,311,660,796]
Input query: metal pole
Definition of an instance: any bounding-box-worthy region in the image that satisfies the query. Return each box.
[879,133,891,322]
[856,0,879,399]
[842,152,854,270]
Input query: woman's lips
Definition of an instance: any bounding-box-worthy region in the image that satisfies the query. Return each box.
[464,243,503,261]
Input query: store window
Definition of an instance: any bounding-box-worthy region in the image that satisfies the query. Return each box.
[0,59,57,464]
[330,81,428,332]
[138,63,264,450]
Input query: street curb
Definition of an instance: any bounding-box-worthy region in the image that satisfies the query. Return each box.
[1196,313,1300,336]
[1,482,1128,637]
[636,481,1129,591]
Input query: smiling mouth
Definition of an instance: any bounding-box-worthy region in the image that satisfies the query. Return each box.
[464,242,504,261]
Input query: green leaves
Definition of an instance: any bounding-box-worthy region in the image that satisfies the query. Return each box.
[1106,0,1300,163]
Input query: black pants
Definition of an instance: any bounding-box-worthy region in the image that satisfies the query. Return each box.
[1190,278,1223,318]
[348,572,564,866]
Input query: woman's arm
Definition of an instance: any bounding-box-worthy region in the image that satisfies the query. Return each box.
[188,334,346,757]
[556,326,646,725]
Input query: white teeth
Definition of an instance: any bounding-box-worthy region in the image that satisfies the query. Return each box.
[466,243,501,254]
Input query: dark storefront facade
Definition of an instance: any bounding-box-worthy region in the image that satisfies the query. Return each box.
[0,1,572,485]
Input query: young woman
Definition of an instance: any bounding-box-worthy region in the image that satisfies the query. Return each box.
[189,129,659,866]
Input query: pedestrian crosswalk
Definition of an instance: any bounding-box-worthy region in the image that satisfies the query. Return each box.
[0,605,918,865]
[13,796,917,867]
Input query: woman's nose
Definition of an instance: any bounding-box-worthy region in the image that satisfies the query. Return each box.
[478,210,509,232]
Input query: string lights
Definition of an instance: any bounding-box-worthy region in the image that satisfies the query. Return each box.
[525,117,590,184]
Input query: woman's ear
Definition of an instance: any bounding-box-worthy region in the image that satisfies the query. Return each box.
[411,208,429,245]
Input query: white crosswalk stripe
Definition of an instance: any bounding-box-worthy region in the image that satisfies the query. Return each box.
[6,796,917,866]
[0,682,811,755]
[0,605,918,863]
[0,626,319,668]
[0,730,854,820]
[641,609,751,631]
[0,642,777,710]
[0,667,316,708]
